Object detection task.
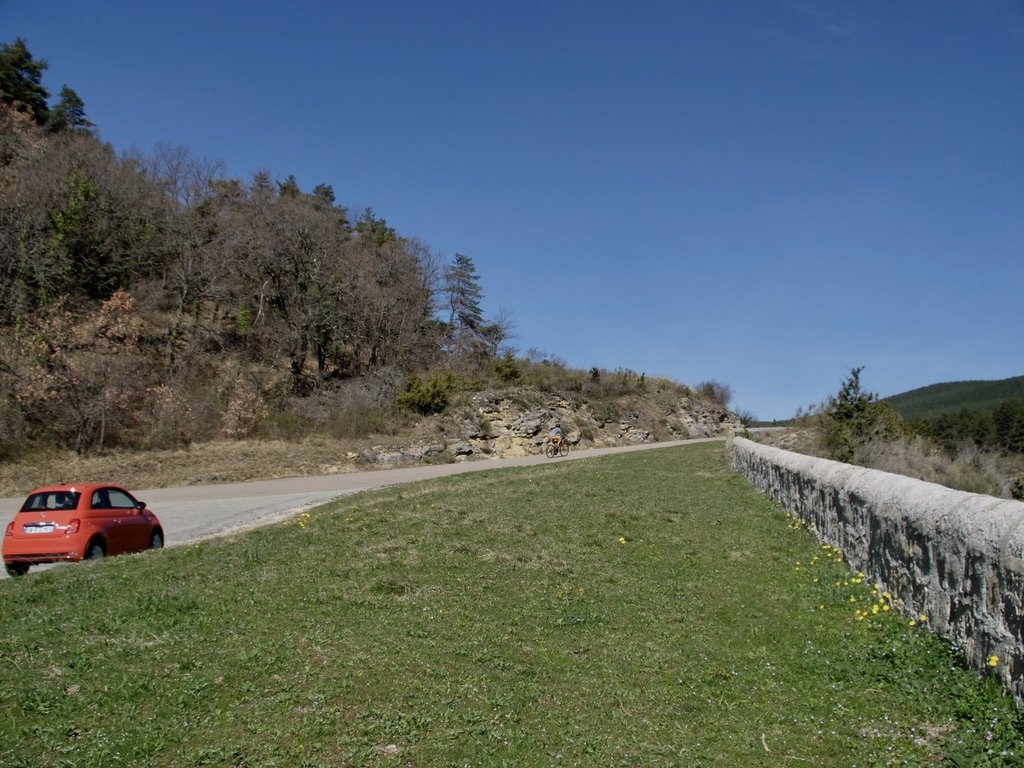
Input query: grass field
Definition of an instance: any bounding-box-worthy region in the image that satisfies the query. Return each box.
[1,443,1021,766]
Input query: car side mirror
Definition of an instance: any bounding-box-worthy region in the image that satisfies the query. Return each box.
[136,501,146,513]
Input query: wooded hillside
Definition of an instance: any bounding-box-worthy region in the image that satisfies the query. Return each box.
[883,376,1024,457]
[0,38,731,463]
[0,39,523,458]
[884,376,1024,422]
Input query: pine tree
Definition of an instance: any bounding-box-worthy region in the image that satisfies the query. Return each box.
[443,253,485,360]
[277,174,300,198]
[821,367,902,463]
[48,85,93,132]
[312,183,335,206]
[355,207,396,246]
[0,37,50,124]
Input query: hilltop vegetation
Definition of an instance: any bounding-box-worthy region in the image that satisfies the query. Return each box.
[0,38,735,474]
[884,375,1024,422]
[883,376,1024,459]
[762,369,1024,500]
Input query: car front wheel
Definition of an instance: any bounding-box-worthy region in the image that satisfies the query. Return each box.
[85,541,105,561]
[149,530,164,550]
[4,562,29,577]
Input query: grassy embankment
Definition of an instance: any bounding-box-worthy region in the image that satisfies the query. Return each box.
[1,443,1021,766]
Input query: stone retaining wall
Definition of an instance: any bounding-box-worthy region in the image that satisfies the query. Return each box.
[732,436,1024,702]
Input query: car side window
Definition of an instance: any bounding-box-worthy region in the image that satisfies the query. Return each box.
[106,489,136,509]
[91,489,111,509]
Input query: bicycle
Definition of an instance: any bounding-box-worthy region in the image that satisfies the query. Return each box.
[545,435,569,458]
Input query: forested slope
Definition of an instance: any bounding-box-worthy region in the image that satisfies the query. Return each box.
[0,38,734,464]
[884,375,1024,422]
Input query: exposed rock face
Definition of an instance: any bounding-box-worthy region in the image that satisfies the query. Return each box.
[732,436,1024,704]
[361,387,742,465]
[455,389,740,458]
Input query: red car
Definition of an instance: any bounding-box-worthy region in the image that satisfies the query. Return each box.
[3,483,163,577]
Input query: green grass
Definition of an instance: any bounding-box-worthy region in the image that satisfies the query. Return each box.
[1,443,1021,766]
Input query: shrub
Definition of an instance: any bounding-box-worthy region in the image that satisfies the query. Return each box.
[396,373,454,415]
[493,352,522,384]
[143,384,195,448]
[698,380,733,408]
[221,377,268,438]
[821,367,902,463]
[518,358,584,394]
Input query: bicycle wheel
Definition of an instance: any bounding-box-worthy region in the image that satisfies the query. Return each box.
[545,443,557,458]
[559,441,569,457]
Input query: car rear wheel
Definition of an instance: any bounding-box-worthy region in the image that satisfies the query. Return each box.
[4,562,29,577]
[149,530,164,550]
[85,540,105,561]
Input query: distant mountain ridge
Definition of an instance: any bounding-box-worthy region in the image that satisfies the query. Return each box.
[883,375,1024,422]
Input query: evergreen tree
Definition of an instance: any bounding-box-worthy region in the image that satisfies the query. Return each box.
[277,174,300,197]
[312,183,335,206]
[821,367,902,463]
[48,85,92,132]
[0,37,50,124]
[993,400,1024,454]
[250,170,274,199]
[355,207,396,246]
[443,253,486,360]
[445,253,483,332]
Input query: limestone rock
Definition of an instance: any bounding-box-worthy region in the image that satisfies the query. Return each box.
[450,441,474,456]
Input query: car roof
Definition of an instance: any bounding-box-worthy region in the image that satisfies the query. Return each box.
[26,483,128,495]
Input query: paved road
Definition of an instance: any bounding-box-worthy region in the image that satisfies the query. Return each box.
[1,438,722,576]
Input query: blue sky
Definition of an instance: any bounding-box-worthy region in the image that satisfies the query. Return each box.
[4,1,1022,419]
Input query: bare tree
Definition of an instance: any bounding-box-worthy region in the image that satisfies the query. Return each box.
[9,291,152,454]
[344,236,437,375]
[132,141,226,207]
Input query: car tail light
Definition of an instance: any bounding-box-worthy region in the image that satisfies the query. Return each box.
[66,519,80,534]
[4,522,12,537]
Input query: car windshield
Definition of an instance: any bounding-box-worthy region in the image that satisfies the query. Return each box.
[21,491,81,512]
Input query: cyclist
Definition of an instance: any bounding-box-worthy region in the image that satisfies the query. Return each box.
[546,424,569,457]
[549,424,563,446]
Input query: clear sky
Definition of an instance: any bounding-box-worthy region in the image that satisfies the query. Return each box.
[4,1,1022,420]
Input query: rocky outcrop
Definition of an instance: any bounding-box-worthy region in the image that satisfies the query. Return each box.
[732,436,1024,703]
[360,387,742,465]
